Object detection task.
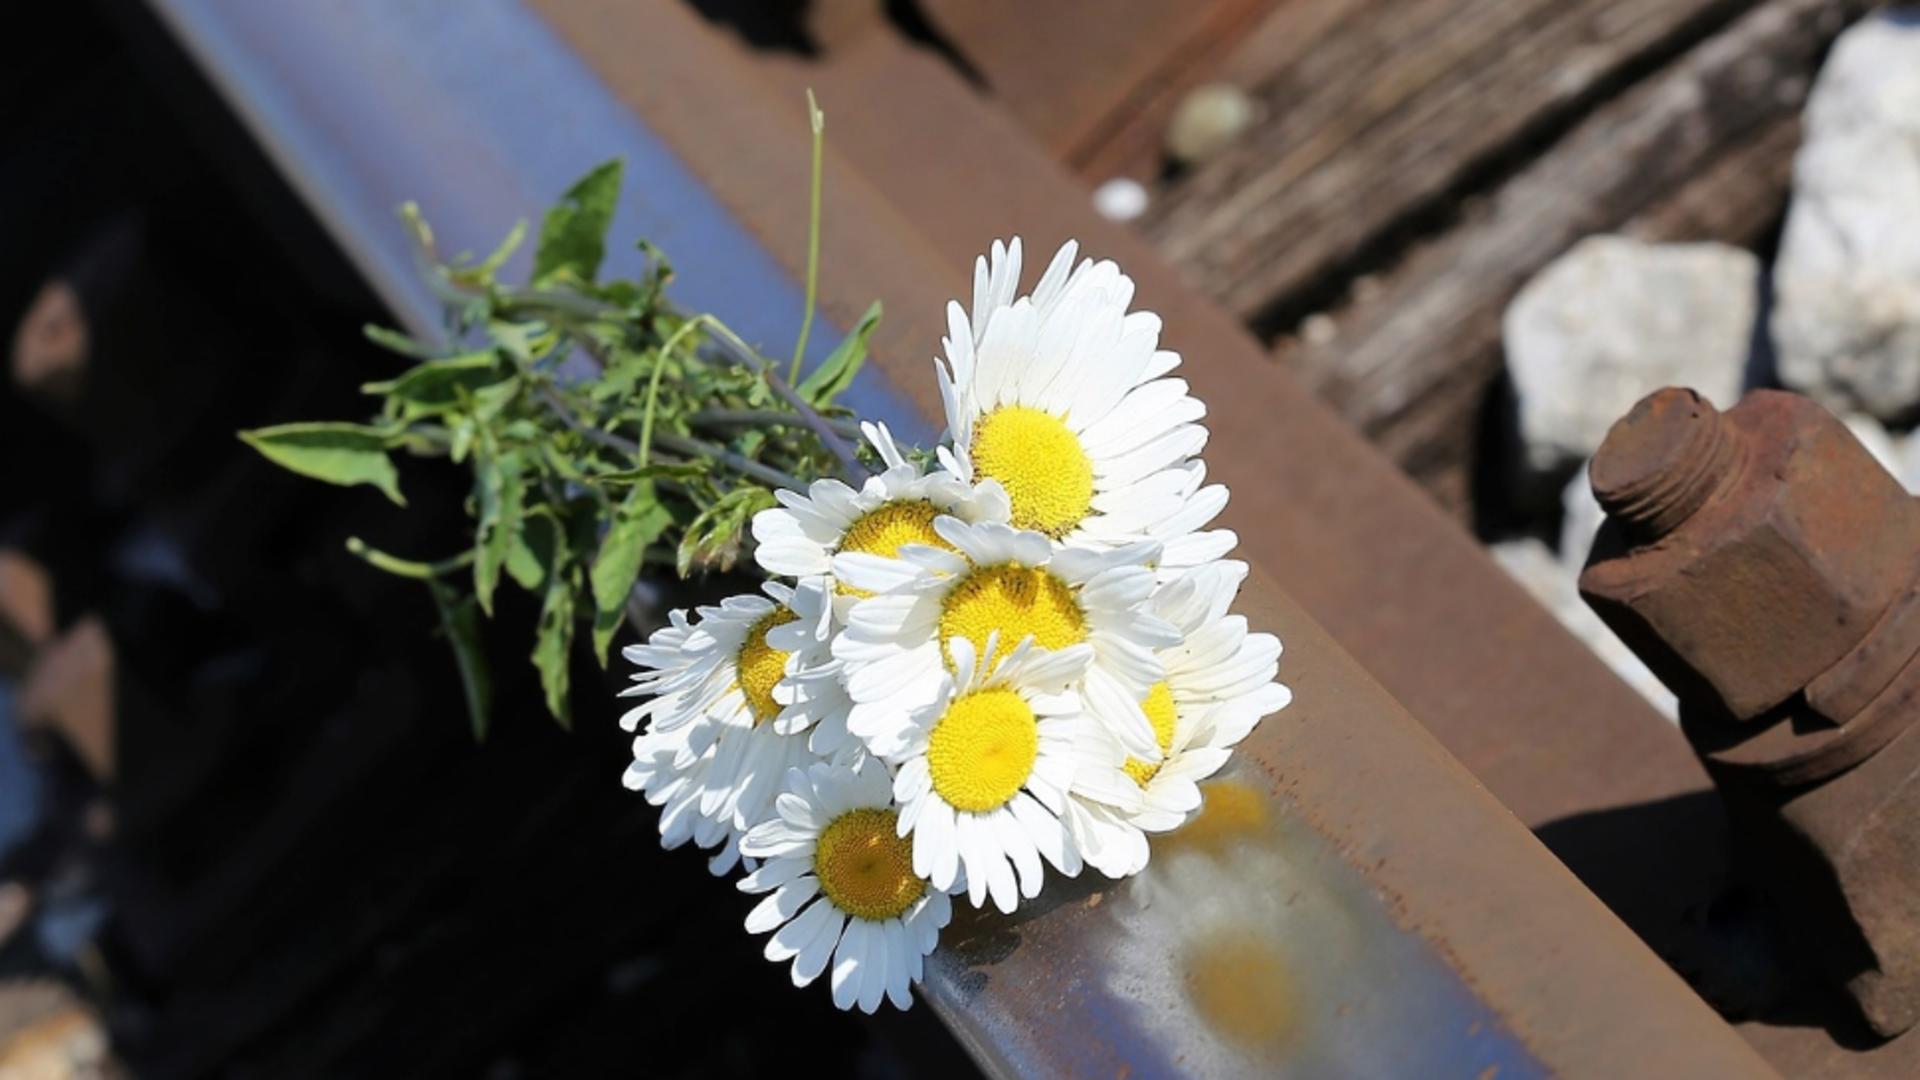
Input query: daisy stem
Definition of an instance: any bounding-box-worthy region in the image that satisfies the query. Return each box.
[345,536,476,580]
[406,201,860,485]
[653,433,808,493]
[638,316,709,468]
[535,385,640,457]
[687,408,861,438]
[787,89,825,388]
[533,338,805,492]
[703,316,866,481]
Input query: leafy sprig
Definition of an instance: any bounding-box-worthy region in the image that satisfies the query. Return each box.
[241,154,877,739]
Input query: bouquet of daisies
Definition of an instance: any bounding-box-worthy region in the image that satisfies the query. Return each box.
[618,238,1293,1013]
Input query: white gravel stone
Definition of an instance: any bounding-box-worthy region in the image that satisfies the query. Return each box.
[1772,12,1920,421]
[1559,462,1606,570]
[1092,177,1149,222]
[1505,235,1756,476]
[1841,412,1902,476]
[1491,537,1680,721]
[1166,84,1257,166]
[1897,430,1920,494]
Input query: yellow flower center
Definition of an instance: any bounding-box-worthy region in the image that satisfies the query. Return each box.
[971,406,1093,538]
[927,688,1039,813]
[938,564,1086,672]
[835,500,954,597]
[839,499,949,560]
[1123,681,1181,787]
[814,806,925,922]
[735,608,798,724]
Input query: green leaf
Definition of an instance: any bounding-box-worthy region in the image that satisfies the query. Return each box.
[506,510,560,592]
[362,352,508,418]
[677,486,778,577]
[239,422,405,506]
[533,567,576,728]
[533,159,624,286]
[449,219,528,287]
[589,481,673,663]
[450,418,475,464]
[489,319,552,364]
[427,577,492,741]
[590,345,654,403]
[473,451,527,615]
[797,301,880,407]
[468,378,522,424]
[363,323,441,359]
[399,201,434,256]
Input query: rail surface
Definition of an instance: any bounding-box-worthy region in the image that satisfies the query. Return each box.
[141,1,1777,1075]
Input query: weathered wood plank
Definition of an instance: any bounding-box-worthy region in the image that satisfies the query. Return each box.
[919,0,1275,164]
[1276,0,1861,508]
[1624,115,1802,246]
[1069,0,1375,182]
[1143,0,1757,322]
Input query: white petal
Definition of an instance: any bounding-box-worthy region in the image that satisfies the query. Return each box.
[831,919,870,1011]
[790,904,847,986]
[768,896,834,962]
[746,877,819,935]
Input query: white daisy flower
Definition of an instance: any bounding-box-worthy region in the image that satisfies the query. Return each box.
[751,421,1009,605]
[739,758,955,1013]
[832,517,1181,758]
[1067,560,1293,877]
[777,658,867,768]
[618,580,832,832]
[880,634,1143,913]
[935,237,1234,569]
[620,719,745,876]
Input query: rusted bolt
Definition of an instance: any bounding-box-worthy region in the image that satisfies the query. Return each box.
[1581,385,1920,1037]
[1582,388,1920,724]
[1589,388,1741,540]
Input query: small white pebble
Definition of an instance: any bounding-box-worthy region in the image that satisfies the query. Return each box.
[1167,83,1257,165]
[1092,177,1149,222]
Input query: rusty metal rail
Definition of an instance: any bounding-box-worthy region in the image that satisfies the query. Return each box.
[142,1,1776,1075]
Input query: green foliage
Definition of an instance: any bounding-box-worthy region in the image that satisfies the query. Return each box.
[240,158,872,734]
[238,422,407,506]
[429,577,493,741]
[590,481,673,663]
[534,159,623,286]
[797,301,879,407]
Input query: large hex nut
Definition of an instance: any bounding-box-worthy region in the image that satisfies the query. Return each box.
[1581,391,1920,722]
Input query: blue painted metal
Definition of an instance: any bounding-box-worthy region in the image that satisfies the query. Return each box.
[144,0,929,444]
